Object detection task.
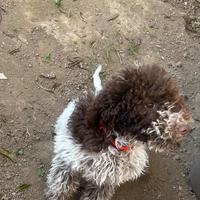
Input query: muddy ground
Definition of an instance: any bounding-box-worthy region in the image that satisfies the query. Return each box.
[0,0,200,199]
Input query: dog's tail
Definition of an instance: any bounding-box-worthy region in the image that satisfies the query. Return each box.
[93,65,102,95]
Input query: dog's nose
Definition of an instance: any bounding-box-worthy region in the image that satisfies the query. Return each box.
[175,124,192,136]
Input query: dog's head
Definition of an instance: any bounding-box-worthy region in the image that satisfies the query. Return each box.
[88,65,192,152]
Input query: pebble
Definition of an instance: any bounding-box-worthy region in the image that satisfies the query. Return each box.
[174,155,181,161]
[183,52,188,58]
[16,149,24,156]
[175,61,183,68]
[12,192,16,196]
[5,173,12,180]
[181,172,186,177]
[36,136,40,141]
[180,148,187,153]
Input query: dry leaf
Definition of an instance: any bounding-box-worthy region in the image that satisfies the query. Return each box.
[16,183,31,192]
[0,147,15,162]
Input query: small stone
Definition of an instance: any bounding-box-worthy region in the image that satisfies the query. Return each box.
[5,173,12,180]
[12,192,16,196]
[16,148,24,156]
[28,64,32,68]
[155,44,161,48]
[174,155,181,161]
[168,62,173,67]
[178,186,183,191]
[36,136,40,141]
[39,163,45,168]
[183,52,188,58]
[181,148,187,153]
[181,172,186,177]
[175,61,183,68]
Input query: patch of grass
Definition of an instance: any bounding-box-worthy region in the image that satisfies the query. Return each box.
[87,54,98,68]
[127,39,141,56]
[42,53,51,61]
[15,148,24,156]
[102,45,115,64]
[53,0,63,6]
[36,166,45,178]
[16,184,31,192]
[144,26,156,38]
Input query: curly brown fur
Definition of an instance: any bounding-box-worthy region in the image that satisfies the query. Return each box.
[69,64,192,153]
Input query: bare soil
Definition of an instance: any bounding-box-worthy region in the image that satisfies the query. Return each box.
[0,0,200,199]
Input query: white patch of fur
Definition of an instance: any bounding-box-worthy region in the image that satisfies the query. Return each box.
[93,65,103,95]
[147,107,183,138]
[146,106,189,152]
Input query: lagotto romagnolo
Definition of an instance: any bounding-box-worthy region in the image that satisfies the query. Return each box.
[46,65,192,200]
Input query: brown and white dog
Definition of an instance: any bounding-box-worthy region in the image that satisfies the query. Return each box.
[46,64,192,200]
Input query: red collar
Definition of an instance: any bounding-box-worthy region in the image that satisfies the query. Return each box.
[98,122,130,152]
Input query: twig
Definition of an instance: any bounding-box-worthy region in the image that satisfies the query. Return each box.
[67,57,83,68]
[0,6,7,24]
[116,50,123,64]
[35,77,54,93]
[0,9,2,24]
[59,8,73,18]
[39,73,56,79]
[80,12,87,23]
[67,9,72,18]
[33,111,36,121]
[2,31,15,38]
[69,60,82,67]
[0,6,7,13]
[26,127,30,136]
[9,43,22,55]
[79,62,89,72]
[107,14,119,22]
[58,7,67,14]
[90,40,96,47]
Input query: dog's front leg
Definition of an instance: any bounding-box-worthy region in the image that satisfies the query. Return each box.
[46,158,79,200]
[79,182,114,200]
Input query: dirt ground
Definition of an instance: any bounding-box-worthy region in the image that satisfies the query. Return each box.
[0,0,200,199]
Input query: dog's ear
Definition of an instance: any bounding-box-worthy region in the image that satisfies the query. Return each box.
[91,70,134,132]
[85,106,98,128]
[85,103,100,128]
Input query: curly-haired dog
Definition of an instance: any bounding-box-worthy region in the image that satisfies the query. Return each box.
[46,65,192,200]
